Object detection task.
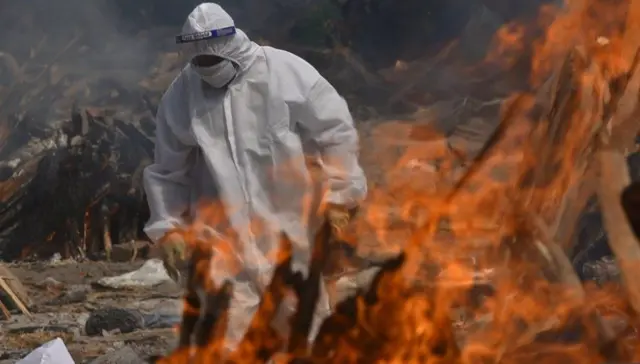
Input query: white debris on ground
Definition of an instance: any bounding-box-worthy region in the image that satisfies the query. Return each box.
[95,260,174,289]
[16,338,75,364]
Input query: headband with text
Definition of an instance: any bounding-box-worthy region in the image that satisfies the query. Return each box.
[176,26,236,44]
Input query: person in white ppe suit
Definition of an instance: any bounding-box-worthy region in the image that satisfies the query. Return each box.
[143,2,367,351]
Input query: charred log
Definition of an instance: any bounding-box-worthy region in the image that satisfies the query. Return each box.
[0,107,153,261]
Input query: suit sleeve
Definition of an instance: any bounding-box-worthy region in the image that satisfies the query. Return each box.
[297,76,367,208]
[143,95,195,243]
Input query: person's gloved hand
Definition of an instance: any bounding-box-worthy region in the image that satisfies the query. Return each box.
[159,232,188,282]
[325,203,356,235]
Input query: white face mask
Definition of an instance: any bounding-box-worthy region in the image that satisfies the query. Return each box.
[193,59,237,88]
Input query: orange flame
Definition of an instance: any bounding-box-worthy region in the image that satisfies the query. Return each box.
[154,0,640,362]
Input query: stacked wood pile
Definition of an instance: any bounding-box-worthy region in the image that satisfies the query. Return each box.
[0,106,154,261]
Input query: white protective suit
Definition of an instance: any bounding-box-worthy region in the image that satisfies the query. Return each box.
[143,2,367,349]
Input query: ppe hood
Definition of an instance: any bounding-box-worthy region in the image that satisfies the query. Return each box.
[178,3,260,72]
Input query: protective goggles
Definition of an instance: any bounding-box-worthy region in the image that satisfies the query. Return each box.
[175,26,236,44]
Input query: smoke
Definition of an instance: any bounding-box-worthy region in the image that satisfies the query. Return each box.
[0,0,557,120]
[0,1,143,72]
[0,1,223,94]
[0,0,318,74]
[0,0,533,77]
[0,1,201,126]
[0,0,538,79]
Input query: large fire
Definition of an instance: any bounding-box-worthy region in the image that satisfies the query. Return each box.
[154,0,640,363]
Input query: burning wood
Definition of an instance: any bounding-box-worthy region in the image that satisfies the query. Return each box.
[150,1,640,363]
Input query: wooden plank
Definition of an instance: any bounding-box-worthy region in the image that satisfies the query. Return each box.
[0,297,11,320]
[0,263,32,308]
[0,276,32,318]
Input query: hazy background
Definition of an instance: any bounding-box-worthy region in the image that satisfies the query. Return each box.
[0,0,559,126]
[0,0,552,82]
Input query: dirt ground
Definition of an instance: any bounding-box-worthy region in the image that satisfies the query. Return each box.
[0,258,183,363]
[0,252,386,363]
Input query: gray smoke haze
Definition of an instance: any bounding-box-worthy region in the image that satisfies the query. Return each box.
[0,0,555,123]
[0,0,531,83]
[0,0,211,125]
[0,0,319,74]
[0,0,330,93]
[0,0,176,82]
